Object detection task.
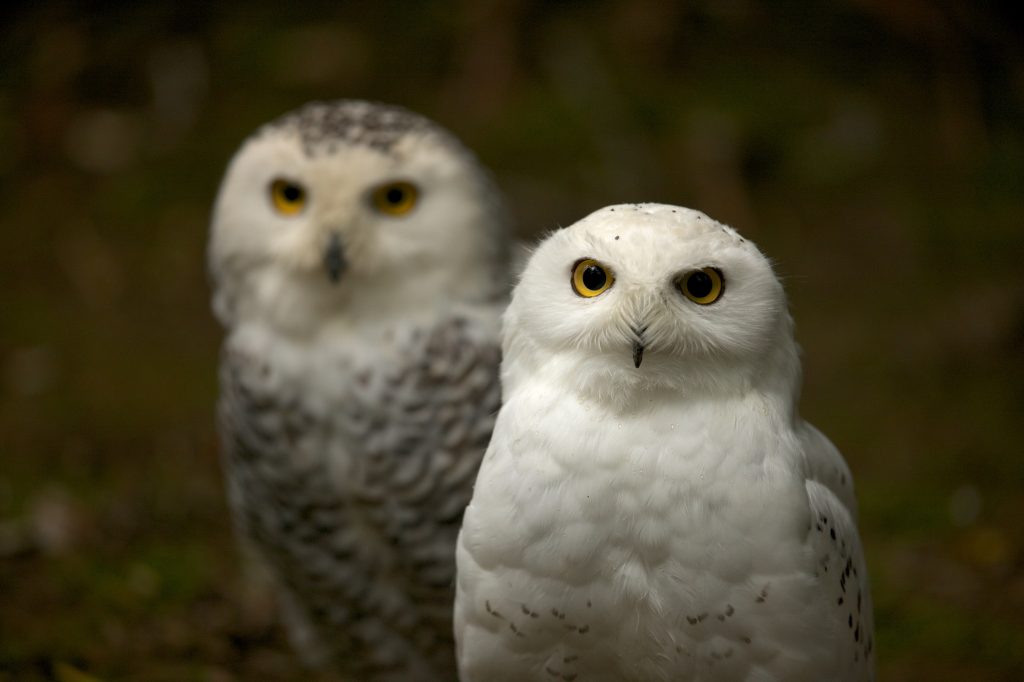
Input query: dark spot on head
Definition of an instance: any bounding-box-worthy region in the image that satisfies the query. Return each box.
[614,235,619,240]
[830,528,836,540]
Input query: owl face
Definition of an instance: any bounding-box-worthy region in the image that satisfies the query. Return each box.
[504,204,798,401]
[209,101,507,334]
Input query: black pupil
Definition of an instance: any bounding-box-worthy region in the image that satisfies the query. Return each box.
[687,271,713,298]
[386,187,405,205]
[283,185,302,202]
[581,265,606,291]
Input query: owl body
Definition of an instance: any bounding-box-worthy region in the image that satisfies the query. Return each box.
[455,204,873,682]
[210,101,508,680]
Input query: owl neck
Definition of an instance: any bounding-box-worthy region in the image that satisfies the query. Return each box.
[219,254,508,342]
[502,328,802,421]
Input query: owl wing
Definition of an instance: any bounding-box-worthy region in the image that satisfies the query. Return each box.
[341,316,503,590]
[799,423,876,679]
[798,421,857,517]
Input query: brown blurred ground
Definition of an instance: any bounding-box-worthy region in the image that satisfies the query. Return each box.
[1,1,1023,680]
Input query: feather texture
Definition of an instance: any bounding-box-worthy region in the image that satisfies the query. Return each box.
[209,100,509,679]
[455,204,873,681]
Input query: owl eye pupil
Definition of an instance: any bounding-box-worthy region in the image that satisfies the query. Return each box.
[581,265,606,291]
[385,187,405,204]
[283,185,302,202]
[686,271,713,298]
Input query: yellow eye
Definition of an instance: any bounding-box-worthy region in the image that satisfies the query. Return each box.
[269,179,307,216]
[571,258,614,298]
[371,181,419,216]
[678,267,724,305]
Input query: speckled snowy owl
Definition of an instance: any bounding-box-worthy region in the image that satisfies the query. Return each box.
[455,204,874,682]
[208,100,509,680]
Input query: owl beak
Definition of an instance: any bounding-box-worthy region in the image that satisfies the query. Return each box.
[632,341,644,368]
[630,323,648,368]
[323,234,347,284]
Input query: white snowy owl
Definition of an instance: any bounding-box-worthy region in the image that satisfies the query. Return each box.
[208,100,509,680]
[455,203,874,681]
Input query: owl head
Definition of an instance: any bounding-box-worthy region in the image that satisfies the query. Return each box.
[503,204,801,407]
[209,100,509,336]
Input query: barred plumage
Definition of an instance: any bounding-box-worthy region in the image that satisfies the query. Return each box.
[220,317,500,678]
[209,100,509,679]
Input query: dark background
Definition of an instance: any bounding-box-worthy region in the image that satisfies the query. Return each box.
[1,2,1022,680]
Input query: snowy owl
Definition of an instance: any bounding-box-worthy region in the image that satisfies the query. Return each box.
[454,204,874,681]
[209,100,509,680]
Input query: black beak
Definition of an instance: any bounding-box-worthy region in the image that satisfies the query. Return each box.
[630,323,648,369]
[323,234,347,284]
[632,341,644,368]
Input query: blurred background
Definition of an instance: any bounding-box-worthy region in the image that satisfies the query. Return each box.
[1,1,1022,679]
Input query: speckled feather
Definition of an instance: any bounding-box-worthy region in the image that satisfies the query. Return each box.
[260,100,452,157]
[209,99,510,679]
[220,317,501,679]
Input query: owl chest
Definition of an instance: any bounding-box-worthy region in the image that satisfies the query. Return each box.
[464,396,823,678]
[486,391,808,582]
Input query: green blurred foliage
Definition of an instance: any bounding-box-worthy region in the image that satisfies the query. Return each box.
[0,1,1022,680]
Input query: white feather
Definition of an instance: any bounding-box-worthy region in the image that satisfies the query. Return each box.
[455,203,874,682]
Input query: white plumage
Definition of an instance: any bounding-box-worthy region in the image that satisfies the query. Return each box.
[209,100,509,680]
[454,203,874,681]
